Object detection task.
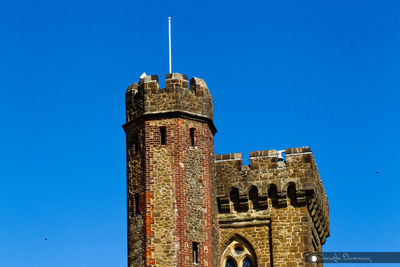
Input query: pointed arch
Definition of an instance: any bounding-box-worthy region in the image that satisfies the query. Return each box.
[220,234,257,267]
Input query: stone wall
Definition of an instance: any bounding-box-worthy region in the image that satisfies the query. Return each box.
[125,73,214,129]
[215,147,329,266]
[126,121,146,266]
[137,118,216,267]
[124,73,217,267]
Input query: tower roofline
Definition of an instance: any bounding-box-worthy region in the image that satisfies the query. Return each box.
[125,73,215,133]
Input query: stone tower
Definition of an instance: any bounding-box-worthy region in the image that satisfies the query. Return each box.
[123,73,219,267]
[123,73,330,267]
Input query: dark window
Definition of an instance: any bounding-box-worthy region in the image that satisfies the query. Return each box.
[190,128,195,147]
[225,258,237,267]
[134,193,139,215]
[160,127,166,145]
[242,258,253,267]
[193,242,199,264]
[234,245,243,254]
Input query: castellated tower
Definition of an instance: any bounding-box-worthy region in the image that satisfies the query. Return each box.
[123,73,219,267]
[215,149,329,267]
[123,73,330,267]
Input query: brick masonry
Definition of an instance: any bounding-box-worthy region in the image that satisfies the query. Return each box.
[123,73,329,267]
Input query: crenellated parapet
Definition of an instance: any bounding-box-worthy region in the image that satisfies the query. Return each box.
[215,146,330,245]
[124,73,215,133]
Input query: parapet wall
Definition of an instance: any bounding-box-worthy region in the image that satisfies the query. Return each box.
[125,73,213,127]
[215,146,330,245]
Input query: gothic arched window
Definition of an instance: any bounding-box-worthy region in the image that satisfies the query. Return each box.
[220,235,257,267]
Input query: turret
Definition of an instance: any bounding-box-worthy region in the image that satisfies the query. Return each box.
[123,73,218,267]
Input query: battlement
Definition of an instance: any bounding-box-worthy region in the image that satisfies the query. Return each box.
[215,153,243,161]
[124,73,214,132]
[215,147,323,197]
[215,147,330,244]
[215,147,314,171]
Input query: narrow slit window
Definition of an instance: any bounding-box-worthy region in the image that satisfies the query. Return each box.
[193,242,199,264]
[134,135,139,153]
[134,193,139,215]
[160,127,166,145]
[190,128,195,147]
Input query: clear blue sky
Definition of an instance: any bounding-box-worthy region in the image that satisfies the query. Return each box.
[1,0,399,266]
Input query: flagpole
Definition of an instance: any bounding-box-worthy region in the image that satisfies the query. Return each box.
[168,17,172,74]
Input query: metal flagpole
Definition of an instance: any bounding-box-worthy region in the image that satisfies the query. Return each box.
[168,17,172,74]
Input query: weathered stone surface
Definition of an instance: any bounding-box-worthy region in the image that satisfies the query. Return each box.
[215,148,329,266]
[125,74,214,130]
[124,73,329,267]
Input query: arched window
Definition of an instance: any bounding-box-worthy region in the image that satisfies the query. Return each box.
[225,258,237,267]
[242,257,253,267]
[220,235,257,267]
